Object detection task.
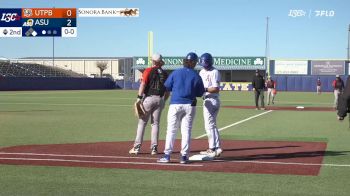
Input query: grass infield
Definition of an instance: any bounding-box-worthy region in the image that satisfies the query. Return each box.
[0,90,350,196]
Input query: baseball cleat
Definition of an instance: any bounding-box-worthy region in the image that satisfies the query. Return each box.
[200,149,216,157]
[180,155,189,164]
[215,148,223,157]
[129,144,141,155]
[151,145,158,155]
[157,154,170,163]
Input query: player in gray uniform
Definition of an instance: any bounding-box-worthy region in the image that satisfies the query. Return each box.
[129,53,169,155]
[199,53,222,158]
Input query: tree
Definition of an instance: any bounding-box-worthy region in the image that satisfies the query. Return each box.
[96,61,108,78]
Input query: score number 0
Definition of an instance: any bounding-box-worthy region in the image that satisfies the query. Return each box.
[62,9,77,37]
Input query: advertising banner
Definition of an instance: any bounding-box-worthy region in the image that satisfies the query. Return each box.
[274,60,308,75]
[311,60,345,75]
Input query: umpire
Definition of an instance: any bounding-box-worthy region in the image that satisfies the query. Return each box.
[252,69,265,110]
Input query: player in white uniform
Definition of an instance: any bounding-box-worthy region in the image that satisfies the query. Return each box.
[199,53,223,158]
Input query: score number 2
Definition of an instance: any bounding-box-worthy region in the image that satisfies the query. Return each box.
[67,19,72,27]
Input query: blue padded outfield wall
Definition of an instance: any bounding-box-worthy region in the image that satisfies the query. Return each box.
[272,75,347,92]
[0,77,115,91]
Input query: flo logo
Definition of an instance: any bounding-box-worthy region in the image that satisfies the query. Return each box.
[1,13,20,22]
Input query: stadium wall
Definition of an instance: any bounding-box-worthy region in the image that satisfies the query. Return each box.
[272,75,347,92]
[0,77,115,91]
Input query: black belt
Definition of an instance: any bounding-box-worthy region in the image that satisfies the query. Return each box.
[146,94,163,97]
[203,95,219,100]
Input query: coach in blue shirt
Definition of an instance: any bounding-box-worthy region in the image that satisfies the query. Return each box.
[158,52,205,164]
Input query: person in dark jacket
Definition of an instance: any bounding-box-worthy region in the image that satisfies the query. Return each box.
[332,75,345,109]
[337,76,350,121]
[252,69,265,110]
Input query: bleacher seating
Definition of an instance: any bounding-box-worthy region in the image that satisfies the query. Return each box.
[0,62,84,77]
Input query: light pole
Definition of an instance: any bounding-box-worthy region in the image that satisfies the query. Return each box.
[265,17,270,76]
[347,24,350,62]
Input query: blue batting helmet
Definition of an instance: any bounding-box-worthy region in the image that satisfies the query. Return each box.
[185,52,199,62]
[200,53,214,69]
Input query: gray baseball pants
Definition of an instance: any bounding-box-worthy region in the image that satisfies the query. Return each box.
[133,95,164,148]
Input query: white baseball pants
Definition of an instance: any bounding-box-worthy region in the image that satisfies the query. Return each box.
[203,97,221,149]
[163,104,196,156]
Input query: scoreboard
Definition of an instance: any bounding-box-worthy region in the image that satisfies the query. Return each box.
[0,8,77,37]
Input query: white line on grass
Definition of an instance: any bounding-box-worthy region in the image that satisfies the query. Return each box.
[220,99,332,106]
[195,110,273,139]
[211,159,350,168]
[0,157,203,167]
[0,152,158,160]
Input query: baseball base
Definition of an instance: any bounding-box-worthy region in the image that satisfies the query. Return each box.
[189,154,215,161]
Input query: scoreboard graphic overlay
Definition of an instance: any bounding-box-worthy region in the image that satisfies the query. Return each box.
[0,8,77,37]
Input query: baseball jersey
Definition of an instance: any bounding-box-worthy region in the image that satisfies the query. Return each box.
[199,68,220,97]
[164,67,205,104]
[317,80,321,86]
[141,66,155,84]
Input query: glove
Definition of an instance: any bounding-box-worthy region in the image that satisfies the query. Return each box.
[134,100,146,119]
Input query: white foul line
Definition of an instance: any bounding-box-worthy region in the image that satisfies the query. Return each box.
[211,159,350,168]
[195,110,273,139]
[0,152,158,160]
[0,157,203,167]
[1,152,349,168]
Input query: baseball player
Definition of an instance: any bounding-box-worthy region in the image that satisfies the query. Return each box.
[199,53,223,158]
[316,77,322,95]
[332,75,344,109]
[266,76,276,105]
[157,52,205,164]
[129,53,169,155]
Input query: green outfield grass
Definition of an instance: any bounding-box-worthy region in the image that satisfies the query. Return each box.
[0,90,349,196]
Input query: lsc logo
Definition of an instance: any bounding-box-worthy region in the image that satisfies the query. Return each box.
[1,13,21,22]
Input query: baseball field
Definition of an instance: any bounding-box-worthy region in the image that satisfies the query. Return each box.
[0,90,349,196]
